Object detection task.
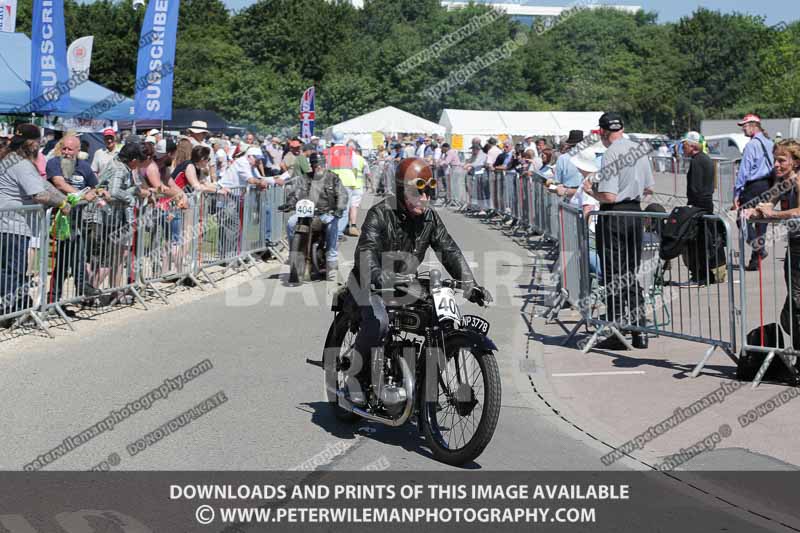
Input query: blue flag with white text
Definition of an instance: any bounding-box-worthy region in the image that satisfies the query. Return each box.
[134,0,179,120]
[30,0,70,113]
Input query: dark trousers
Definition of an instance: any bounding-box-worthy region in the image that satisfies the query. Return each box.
[739,179,771,258]
[51,236,87,301]
[0,233,30,313]
[781,248,800,349]
[596,201,644,328]
[353,292,390,382]
[687,205,713,283]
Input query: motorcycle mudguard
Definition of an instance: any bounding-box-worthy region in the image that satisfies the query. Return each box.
[443,329,497,353]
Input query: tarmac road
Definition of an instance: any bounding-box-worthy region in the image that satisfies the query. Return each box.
[0,194,794,531]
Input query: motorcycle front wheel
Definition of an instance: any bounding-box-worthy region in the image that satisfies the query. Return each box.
[322,313,361,422]
[421,337,501,466]
[288,231,307,284]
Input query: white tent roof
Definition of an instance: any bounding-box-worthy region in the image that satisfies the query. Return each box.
[439,109,604,137]
[324,106,445,137]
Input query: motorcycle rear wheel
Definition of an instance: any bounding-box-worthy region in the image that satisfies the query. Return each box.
[323,313,361,422]
[421,337,501,466]
[288,232,307,284]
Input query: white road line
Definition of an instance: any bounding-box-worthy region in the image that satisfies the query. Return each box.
[551,371,646,377]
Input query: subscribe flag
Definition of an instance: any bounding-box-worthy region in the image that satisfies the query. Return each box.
[300,86,315,140]
[30,0,70,112]
[134,0,179,120]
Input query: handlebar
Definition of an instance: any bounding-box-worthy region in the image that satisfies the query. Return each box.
[371,272,466,293]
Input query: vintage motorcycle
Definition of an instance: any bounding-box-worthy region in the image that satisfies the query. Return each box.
[283,199,329,283]
[323,269,501,466]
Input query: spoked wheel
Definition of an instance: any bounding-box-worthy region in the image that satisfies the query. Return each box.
[311,241,325,278]
[421,336,501,466]
[323,313,361,422]
[288,232,307,284]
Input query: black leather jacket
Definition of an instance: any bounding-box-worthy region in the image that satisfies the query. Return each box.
[285,169,348,218]
[350,198,475,290]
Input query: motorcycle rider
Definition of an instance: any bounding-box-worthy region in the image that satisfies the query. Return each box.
[345,157,493,405]
[285,152,348,280]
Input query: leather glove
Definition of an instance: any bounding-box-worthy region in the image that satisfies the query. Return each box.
[465,284,492,307]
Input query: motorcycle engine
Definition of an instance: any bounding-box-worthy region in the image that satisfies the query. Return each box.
[380,339,417,417]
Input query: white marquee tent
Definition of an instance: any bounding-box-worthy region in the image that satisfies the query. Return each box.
[438,109,604,145]
[323,106,445,149]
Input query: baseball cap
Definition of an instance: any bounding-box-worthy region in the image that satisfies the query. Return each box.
[302,143,315,152]
[737,114,761,126]
[102,128,116,137]
[681,131,704,145]
[147,128,160,137]
[245,147,263,158]
[599,112,624,131]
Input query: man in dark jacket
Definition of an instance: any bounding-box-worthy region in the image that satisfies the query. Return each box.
[345,157,492,404]
[285,152,347,278]
[683,131,717,285]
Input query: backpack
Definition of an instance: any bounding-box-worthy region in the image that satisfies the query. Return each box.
[736,324,797,383]
[659,206,707,261]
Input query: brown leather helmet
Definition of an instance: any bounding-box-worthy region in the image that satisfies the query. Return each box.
[395,157,433,198]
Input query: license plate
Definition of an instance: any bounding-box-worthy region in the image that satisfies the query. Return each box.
[462,315,489,335]
[296,199,315,217]
[432,287,462,324]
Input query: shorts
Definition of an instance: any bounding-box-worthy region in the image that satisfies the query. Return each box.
[349,187,364,208]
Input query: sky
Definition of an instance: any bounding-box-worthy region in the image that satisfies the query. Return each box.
[219,0,797,26]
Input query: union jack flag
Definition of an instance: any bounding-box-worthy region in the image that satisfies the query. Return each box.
[300,86,315,140]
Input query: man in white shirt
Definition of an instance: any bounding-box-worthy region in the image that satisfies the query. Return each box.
[91,128,119,176]
[485,138,502,168]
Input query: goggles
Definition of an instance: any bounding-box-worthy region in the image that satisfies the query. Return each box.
[407,177,437,192]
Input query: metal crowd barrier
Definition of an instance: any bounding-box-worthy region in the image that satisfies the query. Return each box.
[1,184,287,336]
[445,165,468,207]
[136,194,201,302]
[738,218,800,387]
[44,201,146,325]
[715,160,738,211]
[579,211,738,376]
[444,163,800,384]
[0,205,52,335]
[544,203,593,332]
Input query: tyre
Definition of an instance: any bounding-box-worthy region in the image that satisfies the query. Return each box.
[311,241,324,278]
[288,231,307,284]
[421,336,501,466]
[323,313,362,422]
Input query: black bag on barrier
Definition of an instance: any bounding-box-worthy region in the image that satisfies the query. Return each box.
[736,324,796,383]
[659,206,707,261]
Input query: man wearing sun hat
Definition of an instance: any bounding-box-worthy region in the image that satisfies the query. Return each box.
[734,113,775,270]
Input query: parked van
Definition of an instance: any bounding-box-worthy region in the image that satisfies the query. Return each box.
[705,134,749,160]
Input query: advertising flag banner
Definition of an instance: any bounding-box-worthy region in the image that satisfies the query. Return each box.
[134,0,179,120]
[0,0,17,33]
[300,86,315,140]
[67,36,94,77]
[30,0,70,112]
